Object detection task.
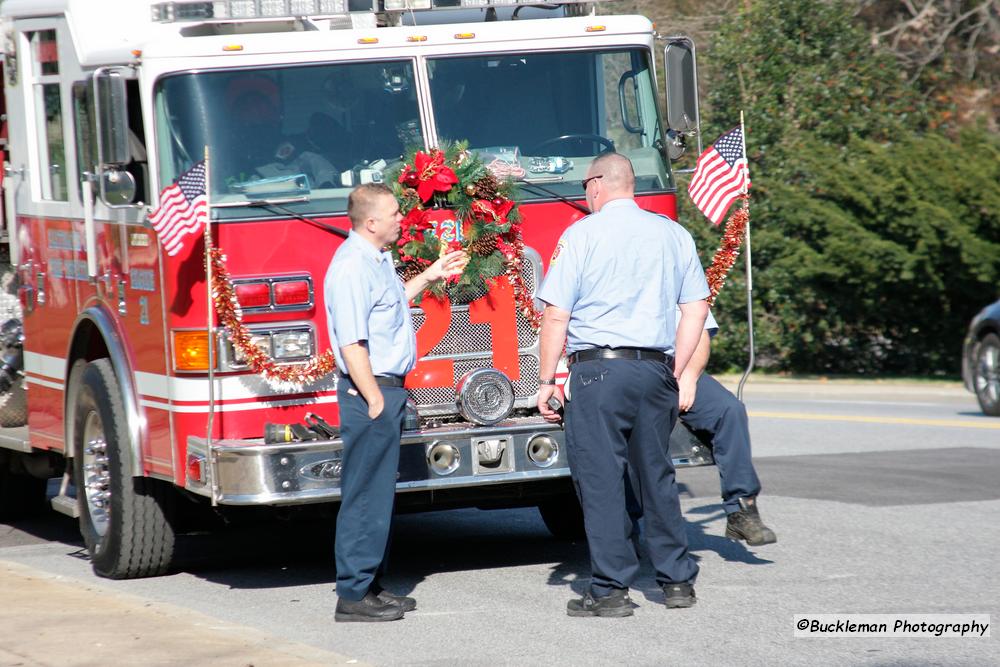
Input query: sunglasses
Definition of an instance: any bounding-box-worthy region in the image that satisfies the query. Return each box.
[581,174,603,191]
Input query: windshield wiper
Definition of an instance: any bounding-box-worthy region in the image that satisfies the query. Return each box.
[212,195,350,238]
[517,181,590,215]
[212,195,312,209]
[256,201,350,239]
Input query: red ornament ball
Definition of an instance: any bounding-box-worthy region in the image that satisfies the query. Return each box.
[492,198,504,207]
[404,172,419,187]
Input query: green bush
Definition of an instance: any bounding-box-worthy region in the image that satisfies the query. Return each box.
[690,130,1000,375]
[682,0,1000,376]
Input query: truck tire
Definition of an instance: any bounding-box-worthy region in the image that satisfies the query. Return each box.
[974,333,1000,417]
[0,456,47,521]
[73,359,176,578]
[537,492,586,540]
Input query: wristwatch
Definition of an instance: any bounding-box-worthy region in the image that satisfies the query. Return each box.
[539,378,557,385]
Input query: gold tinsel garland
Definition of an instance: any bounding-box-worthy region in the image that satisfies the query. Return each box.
[496,233,543,331]
[209,247,337,385]
[705,197,749,306]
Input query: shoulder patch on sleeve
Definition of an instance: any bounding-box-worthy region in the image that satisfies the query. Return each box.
[550,239,566,265]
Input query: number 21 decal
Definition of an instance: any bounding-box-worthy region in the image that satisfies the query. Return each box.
[405,277,520,389]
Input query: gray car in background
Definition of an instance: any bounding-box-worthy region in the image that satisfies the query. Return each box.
[962,299,1000,416]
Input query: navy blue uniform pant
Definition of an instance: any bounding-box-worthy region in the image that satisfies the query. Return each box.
[679,374,761,514]
[565,358,699,596]
[334,377,407,601]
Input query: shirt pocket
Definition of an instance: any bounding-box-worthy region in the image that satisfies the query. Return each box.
[371,282,405,328]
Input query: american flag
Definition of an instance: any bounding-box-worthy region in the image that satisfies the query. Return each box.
[687,127,749,225]
[149,160,208,257]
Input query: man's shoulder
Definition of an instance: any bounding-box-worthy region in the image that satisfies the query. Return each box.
[326,245,376,282]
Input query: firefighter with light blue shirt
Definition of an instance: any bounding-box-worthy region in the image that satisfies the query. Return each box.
[536,152,710,618]
[675,309,777,545]
[324,183,466,623]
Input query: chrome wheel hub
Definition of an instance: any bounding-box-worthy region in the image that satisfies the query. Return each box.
[81,412,111,537]
[976,344,1000,404]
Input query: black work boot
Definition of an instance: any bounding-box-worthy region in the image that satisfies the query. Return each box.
[372,582,417,612]
[662,582,697,609]
[566,588,633,618]
[725,496,777,546]
[335,591,405,622]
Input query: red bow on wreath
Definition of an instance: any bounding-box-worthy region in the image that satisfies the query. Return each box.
[471,197,515,224]
[399,149,459,203]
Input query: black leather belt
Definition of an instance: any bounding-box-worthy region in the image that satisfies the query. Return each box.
[339,374,405,388]
[568,347,673,366]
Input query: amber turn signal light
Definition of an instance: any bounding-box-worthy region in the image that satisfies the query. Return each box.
[173,330,213,371]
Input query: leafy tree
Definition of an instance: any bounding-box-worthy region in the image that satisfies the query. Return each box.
[694,128,1000,375]
[684,0,1000,375]
[705,0,928,157]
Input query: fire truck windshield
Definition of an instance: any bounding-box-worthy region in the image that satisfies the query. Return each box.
[428,48,673,198]
[154,60,424,218]
[153,48,671,218]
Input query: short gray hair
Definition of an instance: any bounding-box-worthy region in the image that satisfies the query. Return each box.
[347,183,394,229]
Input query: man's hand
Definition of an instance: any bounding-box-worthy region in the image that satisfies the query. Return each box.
[537,384,564,423]
[405,250,469,301]
[678,374,698,412]
[367,390,385,420]
[425,250,468,282]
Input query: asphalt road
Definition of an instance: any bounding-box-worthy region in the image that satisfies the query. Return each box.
[2,380,998,666]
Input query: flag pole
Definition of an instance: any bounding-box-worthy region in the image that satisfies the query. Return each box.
[204,146,217,455]
[736,110,755,401]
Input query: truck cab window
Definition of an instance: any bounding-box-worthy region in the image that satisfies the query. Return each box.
[27,30,67,201]
[154,60,423,218]
[428,48,671,199]
[71,81,97,197]
[124,79,149,205]
[72,79,147,206]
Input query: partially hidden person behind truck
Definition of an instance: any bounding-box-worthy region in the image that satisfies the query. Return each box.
[536,152,710,618]
[676,309,778,546]
[324,183,466,622]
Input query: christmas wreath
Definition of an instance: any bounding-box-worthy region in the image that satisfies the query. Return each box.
[391,142,541,328]
[205,142,543,386]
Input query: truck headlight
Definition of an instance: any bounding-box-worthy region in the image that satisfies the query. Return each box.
[272,330,312,360]
[232,333,270,366]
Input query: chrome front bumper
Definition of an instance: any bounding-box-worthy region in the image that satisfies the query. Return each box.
[186,417,571,506]
[185,417,716,506]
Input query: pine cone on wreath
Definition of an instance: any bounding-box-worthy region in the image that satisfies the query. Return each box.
[469,233,498,256]
[473,174,501,201]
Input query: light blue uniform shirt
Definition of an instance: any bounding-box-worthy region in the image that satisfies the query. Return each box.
[667,307,718,355]
[538,198,710,355]
[324,231,417,377]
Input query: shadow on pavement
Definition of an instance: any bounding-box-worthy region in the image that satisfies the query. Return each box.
[184,506,588,594]
[6,483,773,596]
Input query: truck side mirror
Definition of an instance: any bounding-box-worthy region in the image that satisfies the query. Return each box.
[94,70,129,166]
[662,37,702,161]
[93,69,136,206]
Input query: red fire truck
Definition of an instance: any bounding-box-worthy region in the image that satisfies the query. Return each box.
[0,0,710,579]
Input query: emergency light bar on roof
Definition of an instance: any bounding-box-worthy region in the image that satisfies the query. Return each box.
[151,0,596,22]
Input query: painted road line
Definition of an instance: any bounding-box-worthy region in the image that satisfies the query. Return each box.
[748,411,1000,430]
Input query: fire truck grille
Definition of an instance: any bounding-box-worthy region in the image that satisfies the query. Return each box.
[408,354,541,414]
[407,250,541,415]
[410,305,538,357]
